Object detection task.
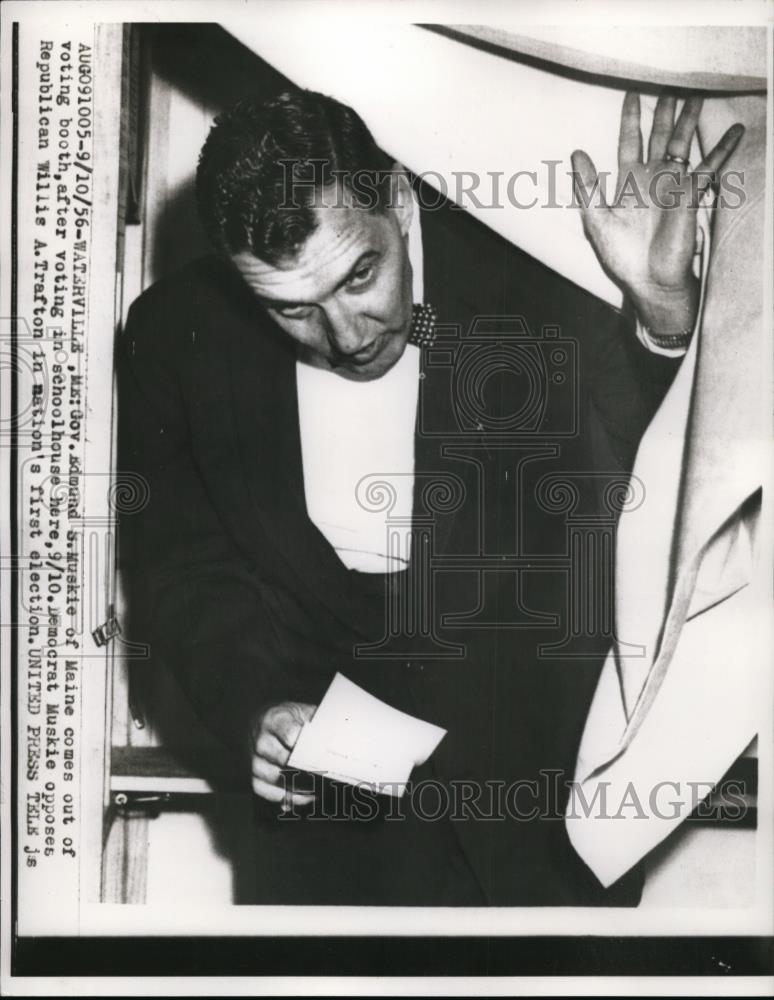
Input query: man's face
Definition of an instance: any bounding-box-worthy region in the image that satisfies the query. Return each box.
[231,180,414,382]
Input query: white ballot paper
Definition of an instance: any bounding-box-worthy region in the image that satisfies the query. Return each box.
[287,673,447,797]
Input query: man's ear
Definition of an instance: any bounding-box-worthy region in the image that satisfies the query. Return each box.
[389,163,414,237]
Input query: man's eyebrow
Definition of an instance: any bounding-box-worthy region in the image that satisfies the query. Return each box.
[260,250,381,309]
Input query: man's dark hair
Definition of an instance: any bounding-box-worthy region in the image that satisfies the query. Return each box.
[196,89,395,264]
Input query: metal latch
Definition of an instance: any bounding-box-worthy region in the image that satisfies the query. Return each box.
[92,606,121,647]
[112,791,170,819]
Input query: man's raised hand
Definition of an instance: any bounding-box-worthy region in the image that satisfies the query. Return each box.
[571,91,744,335]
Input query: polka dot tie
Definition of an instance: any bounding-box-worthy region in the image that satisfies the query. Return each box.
[408,303,438,348]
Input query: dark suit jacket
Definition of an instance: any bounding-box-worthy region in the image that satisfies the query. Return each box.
[117,194,677,904]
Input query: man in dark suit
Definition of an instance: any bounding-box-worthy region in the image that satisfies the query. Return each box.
[117,90,677,905]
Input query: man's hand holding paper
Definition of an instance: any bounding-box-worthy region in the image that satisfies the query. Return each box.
[250,674,447,808]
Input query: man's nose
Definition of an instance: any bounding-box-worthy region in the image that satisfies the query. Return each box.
[323,301,370,356]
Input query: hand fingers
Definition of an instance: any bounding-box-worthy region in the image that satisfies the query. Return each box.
[571,150,608,218]
[283,791,316,809]
[263,702,316,750]
[648,93,676,162]
[254,730,290,767]
[618,92,643,168]
[250,775,316,807]
[666,96,704,163]
[693,123,745,196]
[251,753,319,807]
[252,754,281,784]
[251,776,285,802]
